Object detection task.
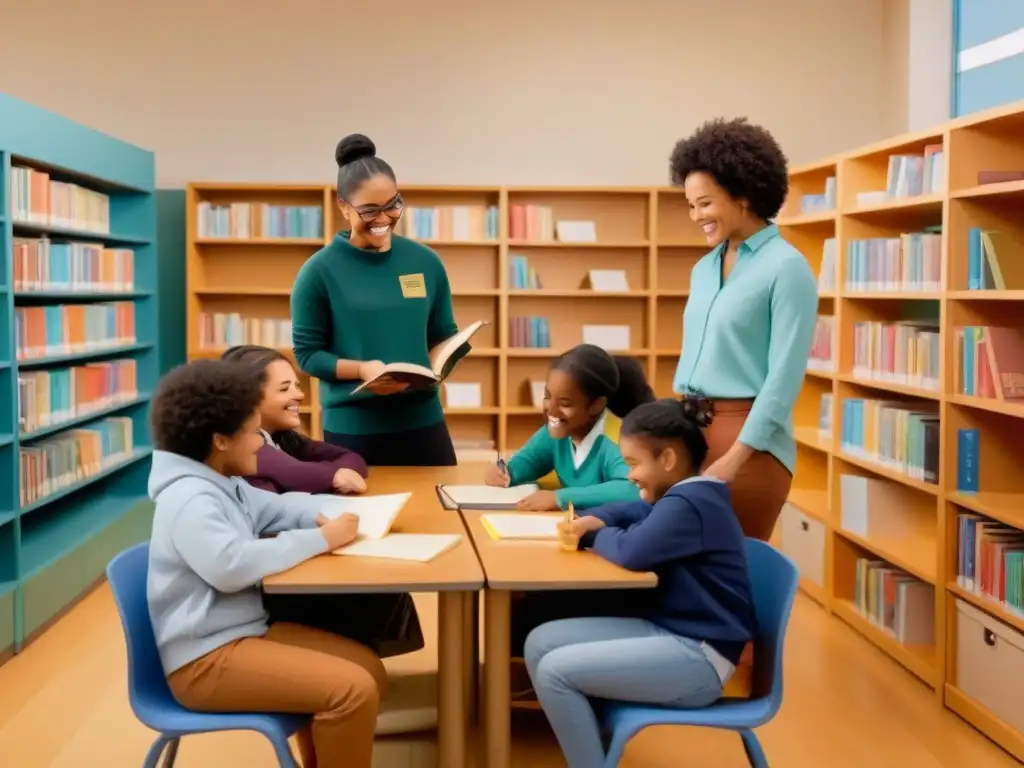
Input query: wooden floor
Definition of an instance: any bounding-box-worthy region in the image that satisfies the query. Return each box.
[0,587,1017,767]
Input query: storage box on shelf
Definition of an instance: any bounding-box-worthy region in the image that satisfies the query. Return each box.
[781,100,1024,760]
[0,92,158,660]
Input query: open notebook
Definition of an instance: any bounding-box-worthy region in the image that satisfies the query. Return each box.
[436,483,539,511]
[334,533,463,563]
[480,513,560,540]
[318,492,411,539]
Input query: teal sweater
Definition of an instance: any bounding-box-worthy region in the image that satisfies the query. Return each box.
[506,423,640,510]
[672,224,818,472]
[291,233,465,435]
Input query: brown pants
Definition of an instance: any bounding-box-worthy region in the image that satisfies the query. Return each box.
[702,399,793,541]
[168,622,388,768]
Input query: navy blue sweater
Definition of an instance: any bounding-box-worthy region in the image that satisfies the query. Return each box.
[579,477,756,665]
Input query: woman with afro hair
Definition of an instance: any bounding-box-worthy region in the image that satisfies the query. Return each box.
[667,117,818,541]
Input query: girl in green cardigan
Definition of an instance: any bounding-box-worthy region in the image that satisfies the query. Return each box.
[485,344,655,510]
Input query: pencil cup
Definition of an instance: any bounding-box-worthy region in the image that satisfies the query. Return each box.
[557,532,580,552]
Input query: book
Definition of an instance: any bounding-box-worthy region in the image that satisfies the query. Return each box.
[436,483,539,511]
[479,513,560,540]
[351,320,489,394]
[333,533,463,562]
[318,492,411,539]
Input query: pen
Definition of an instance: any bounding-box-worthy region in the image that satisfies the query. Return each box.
[496,458,507,473]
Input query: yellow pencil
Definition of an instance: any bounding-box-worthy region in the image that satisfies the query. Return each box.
[566,502,575,526]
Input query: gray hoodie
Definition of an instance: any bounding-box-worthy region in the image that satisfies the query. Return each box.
[146,449,330,675]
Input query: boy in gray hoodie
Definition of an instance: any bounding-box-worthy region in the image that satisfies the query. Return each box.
[146,359,386,768]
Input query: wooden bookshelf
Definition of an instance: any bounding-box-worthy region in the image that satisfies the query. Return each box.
[780,100,1024,761]
[184,183,708,456]
[0,92,158,661]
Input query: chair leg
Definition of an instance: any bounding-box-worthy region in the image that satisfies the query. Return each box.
[739,728,768,768]
[161,737,180,767]
[142,735,175,768]
[267,732,301,768]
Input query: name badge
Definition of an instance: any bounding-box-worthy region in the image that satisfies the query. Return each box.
[399,273,427,298]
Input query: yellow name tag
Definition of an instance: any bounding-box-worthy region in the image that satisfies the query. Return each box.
[398,273,427,298]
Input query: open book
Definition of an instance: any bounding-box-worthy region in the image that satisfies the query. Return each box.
[436,483,540,511]
[318,492,411,539]
[352,320,489,394]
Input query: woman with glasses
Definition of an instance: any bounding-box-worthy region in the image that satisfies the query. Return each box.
[290,133,465,466]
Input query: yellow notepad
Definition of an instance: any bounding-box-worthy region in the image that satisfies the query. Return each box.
[480,513,559,541]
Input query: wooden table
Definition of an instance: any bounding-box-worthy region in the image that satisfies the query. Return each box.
[460,510,658,768]
[264,466,486,768]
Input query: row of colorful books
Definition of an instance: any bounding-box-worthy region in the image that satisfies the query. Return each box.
[196,201,323,239]
[844,232,942,293]
[955,512,1024,620]
[509,255,543,289]
[18,360,139,435]
[9,165,111,233]
[197,312,292,349]
[807,315,834,371]
[18,416,135,507]
[966,228,1022,291]
[12,237,135,293]
[954,326,1024,402]
[839,397,939,485]
[851,321,940,392]
[396,205,499,242]
[853,556,934,645]
[509,316,551,348]
[14,302,137,361]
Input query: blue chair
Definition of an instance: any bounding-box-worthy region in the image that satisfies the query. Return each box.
[600,538,799,768]
[106,542,309,767]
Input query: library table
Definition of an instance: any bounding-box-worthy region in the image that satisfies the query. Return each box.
[263,466,486,768]
[460,510,658,768]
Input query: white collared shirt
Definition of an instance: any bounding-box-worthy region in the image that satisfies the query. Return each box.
[569,410,607,469]
[259,429,279,449]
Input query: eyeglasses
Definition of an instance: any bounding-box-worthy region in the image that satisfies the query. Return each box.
[343,193,405,223]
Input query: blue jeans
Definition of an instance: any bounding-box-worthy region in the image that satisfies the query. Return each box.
[524,617,723,768]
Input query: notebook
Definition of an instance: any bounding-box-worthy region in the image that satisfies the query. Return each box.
[435,483,539,511]
[318,492,411,539]
[480,513,560,540]
[334,533,463,562]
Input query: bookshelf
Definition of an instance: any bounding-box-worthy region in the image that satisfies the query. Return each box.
[185,183,709,455]
[779,100,1024,761]
[0,92,158,661]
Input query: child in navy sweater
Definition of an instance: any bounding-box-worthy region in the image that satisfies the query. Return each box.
[524,396,757,768]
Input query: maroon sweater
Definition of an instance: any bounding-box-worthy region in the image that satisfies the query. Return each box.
[245,434,368,494]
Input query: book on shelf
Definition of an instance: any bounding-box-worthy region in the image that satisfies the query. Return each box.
[9,165,112,233]
[799,176,836,212]
[198,313,292,349]
[956,512,1024,619]
[817,237,836,292]
[318,492,412,540]
[196,201,323,239]
[18,416,135,507]
[840,398,939,483]
[509,316,550,348]
[845,232,942,292]
[851,320,940,391]
[807,315,834,372]
[884,145,944,198]
[509,254,543,289]
[954,326,1024,402]
[956,428,979,494]
[839,474,928,538]
[351,320,489,394]
[396,205,498,242]
[967,228,1024,290]
[333,533,463,562]
[436,483,540,511]
[819,393,833,438]
[853,557,934,644]
[14,302,137,360]
[13,237,135,293]
[509,204,555,241]
[18,360,138,434]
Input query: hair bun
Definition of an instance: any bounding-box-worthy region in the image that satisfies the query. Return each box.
[335,134,376,167]
[678,395,714,427]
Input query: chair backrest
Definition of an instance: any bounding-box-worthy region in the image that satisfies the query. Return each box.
[106,542,177,710]
[744,538,799,709]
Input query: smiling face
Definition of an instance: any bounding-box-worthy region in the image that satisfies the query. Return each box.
[212,411,264,477]
[259,359,304,433]
[619,434,689,504]
[683,170,748,249]
[340,173,404,250]
[543,367,604,441]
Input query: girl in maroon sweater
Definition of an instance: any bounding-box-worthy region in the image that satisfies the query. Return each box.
[221,345,423,658]
[222,345,369,494]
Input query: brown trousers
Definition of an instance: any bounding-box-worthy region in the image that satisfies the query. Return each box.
[168,622,388,768]
[702,399,793,541]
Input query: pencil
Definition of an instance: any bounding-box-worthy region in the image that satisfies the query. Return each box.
[566,502,575,526]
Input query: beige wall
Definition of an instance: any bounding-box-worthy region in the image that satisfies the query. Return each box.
[0,0,905,187]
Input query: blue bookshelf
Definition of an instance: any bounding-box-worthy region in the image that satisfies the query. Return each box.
[0,93,158,658]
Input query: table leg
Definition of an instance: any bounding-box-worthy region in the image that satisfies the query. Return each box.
[437,591,467,768]
[463,591,479,726]
[484,589,512,768]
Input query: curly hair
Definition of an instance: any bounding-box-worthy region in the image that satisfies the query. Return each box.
[620,396,712,471]
[552,344,655,419]
[150,359,263,463]
[669,117,789,221]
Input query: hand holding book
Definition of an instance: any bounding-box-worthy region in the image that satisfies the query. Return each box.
[357,360,410,396]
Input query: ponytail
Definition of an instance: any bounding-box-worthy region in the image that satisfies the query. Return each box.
[620,396,713,470]
[552,344,655,419]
